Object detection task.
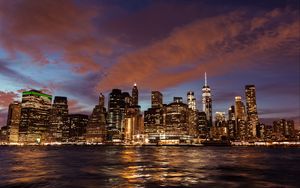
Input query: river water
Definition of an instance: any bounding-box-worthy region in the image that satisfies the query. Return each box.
[0,146,299,187]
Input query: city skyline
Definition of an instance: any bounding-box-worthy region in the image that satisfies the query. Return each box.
[0,0,299,128]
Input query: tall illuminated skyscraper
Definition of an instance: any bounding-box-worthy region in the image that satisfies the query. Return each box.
[19,90,52,144]
[187,91,196,111]
[132,83,139,106]
[107,89,125,141]
[202,72,212,127]
[245,85,258,137]
[234,96,247,140]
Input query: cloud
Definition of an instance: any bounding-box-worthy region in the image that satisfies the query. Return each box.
[97,8,299,91]
[0,91,18,108]
[0,60,42,87]
[0,0,113,74]
[0,91,19,127]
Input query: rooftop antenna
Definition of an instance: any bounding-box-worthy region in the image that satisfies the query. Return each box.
[205,72,207,86]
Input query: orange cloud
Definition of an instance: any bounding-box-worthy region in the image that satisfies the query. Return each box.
[0,91,18,108]
[97,8,299,91]
[0,0,112,74]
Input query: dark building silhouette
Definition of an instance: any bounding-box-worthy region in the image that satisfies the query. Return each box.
[68,114,88,142]
[107,89,126,141]
[132,83,139,106]
[19,90,52,144]
[49,96,68,143]
[86,93,107,143]
[197,111,208,138]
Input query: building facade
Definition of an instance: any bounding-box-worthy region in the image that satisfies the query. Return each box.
[19,90,52,144]
[245,85,259,138]
[86,93,107,143]
[202,73,212,127]
[7,102,21,143]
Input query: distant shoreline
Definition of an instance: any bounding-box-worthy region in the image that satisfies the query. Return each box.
[1,141,300,147]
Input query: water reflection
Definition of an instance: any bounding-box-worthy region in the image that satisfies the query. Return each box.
[0,146,299,187]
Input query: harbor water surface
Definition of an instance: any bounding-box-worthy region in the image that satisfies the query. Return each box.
[0,146,299,187]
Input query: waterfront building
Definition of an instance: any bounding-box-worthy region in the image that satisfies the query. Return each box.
[144,106,165,143]
[197,111,208,139]
[212,112,228,140]
[68,114,88,143]
[124,107,143,143]
[107,89,126,142]
[245,85,259,138]
[234,96,247,140]
[202,72,212,127]
[273,119,295,140]
[164,97,190,143]
[7,101,21,143]
[48,96,68,143]
[19,90,52,144]
[86,93,107,143]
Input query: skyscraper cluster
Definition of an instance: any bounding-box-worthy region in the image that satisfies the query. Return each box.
[0,74,298,145]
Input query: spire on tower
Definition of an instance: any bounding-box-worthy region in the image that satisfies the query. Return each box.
[205,72,207,86]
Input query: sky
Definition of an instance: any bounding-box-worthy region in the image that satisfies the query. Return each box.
[0,0,299,128]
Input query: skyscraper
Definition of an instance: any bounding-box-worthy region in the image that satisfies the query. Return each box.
[245,85,259,138]
[144,91,164,143]
[234,96,247,140]
[68,114,88,143]
[132,83,139,106]
[151,91,163,108]
[202,72,212,127]
[86,93,107,143]
[49,96,68,143]
[165,98,189,143]
[19,90,52,144]
[187,91,196,110]
[107,89,126,141]
[7,101,21,143]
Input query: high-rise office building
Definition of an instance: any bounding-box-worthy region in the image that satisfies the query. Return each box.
[86,93,107,143]
[132,83,139,106]
[7,101,21,143]
[68,114,88,142]
[187,91,196,111]
[151,91,163,108]
[49,96,68,143]
[19,90,52,144]
[165,98,190,143]
[202,72,212,127]
[228,105,236,140]
[197,111,208,138]
[107,89,126,141]
[234,96,247,140]
[245,85,259,138]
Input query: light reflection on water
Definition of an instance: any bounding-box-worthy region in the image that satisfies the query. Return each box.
[0,146,299,187]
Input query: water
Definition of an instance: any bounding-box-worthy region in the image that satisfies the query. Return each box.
[0,146,299,188]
